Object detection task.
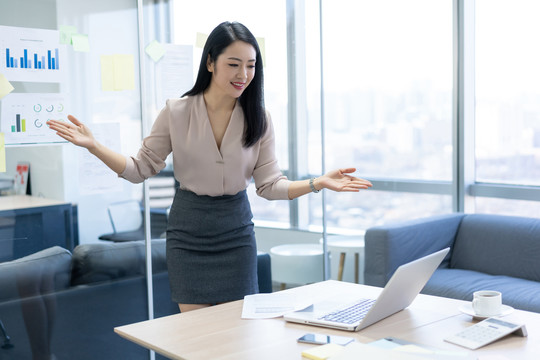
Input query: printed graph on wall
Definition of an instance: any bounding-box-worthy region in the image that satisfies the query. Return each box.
[0,93,68,145]
[0,25,66,83]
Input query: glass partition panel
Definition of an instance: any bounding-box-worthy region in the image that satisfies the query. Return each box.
[0,1,164,359]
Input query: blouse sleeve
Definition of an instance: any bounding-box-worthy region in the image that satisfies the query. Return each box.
[119,102,173,183]
[252,112,291,200]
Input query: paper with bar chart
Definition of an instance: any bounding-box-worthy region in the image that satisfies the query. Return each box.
[1,93,68,145]
[0,25,66,83]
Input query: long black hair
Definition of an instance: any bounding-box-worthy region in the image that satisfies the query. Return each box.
[182,21,267,148]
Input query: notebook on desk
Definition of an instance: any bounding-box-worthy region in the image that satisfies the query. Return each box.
[284,247,450,331]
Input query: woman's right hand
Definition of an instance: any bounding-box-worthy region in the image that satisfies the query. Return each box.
[47,115,96,150]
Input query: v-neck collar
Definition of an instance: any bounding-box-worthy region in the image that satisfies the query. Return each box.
[199,94,240,158]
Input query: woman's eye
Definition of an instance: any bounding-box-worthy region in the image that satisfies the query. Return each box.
[228,64,239,67]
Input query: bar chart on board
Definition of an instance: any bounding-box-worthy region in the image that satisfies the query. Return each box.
[0,25,66,82]
[5,47,60,70]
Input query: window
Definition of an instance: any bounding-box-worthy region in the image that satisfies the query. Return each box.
[468,0,540,215]
[475,0,540,187]
[310,0,454,231]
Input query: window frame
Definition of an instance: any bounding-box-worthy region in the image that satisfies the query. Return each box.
[282,0,540,232]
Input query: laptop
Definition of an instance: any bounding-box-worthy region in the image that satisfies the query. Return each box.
[284,247,450,331]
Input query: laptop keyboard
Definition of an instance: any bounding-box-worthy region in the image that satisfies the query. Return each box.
[318,298,377,324]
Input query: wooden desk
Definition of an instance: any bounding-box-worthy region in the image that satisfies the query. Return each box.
[115,281,540,360]
[0,195,66,211]
[0,195,78,261]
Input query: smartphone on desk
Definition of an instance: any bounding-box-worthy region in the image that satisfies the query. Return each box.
[297,333,354,346]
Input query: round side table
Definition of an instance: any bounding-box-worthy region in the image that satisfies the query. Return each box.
[321,235,365,283]
[269,243,324,290]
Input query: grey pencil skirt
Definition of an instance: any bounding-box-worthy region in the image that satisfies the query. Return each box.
[166,188,259,304]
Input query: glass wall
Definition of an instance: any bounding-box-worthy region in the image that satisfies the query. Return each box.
[230,0,540,233]
[0,1,173,359]
[314,0,454,231]
[473,0,540,214]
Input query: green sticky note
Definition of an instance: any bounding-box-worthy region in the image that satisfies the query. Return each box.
[0,133,5,173]
[72,34,90,52]
[59,25,78,45]
[0,73,14,99]
[145,40,166,62]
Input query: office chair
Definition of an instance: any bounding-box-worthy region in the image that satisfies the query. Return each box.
[98,200,144,242]
[0,320,14,349]
[107,200,143,233]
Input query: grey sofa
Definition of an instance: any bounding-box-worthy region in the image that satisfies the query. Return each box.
[364,213,540,313]
[0,240,272,360]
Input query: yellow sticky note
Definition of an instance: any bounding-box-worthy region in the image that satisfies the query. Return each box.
[256,37,266,68]
[113,54,135,90]
[145,40,165,62]
[72,34,90,52]
[301,343,345,360]
[0,133,5,173]
[101,54,135,91]
[0,73,14,99]
[100,55,115,91]
[59,25,78,45]
[196,32,208,48]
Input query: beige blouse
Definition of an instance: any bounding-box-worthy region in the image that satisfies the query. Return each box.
[120,94,291,200]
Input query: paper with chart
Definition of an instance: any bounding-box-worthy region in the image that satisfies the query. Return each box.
[78,122,123,195]
[0,25,66,83]
[154,44,192,108]
[0,93,68,146]
[242,292,312,319]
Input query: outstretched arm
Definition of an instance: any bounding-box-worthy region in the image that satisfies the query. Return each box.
[287,167,372,200]
[47,115,127,175]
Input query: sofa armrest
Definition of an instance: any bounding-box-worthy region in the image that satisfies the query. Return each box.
[0,246,72,302]
[71,239,166,286]
[257,252,272,293]
[364,213,465,287]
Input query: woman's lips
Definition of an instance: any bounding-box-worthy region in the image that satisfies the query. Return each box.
[231,82,245,90]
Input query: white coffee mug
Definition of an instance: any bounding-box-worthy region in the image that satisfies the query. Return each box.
[472,290,502,317]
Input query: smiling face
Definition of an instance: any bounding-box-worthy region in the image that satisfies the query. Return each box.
[207,40,256,99]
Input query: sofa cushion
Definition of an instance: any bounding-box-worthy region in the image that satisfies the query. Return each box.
[364,213,464,286]
[71,239,167,286]
[451,214,540,282]
[423,268,540,313]
[0,246,72,302]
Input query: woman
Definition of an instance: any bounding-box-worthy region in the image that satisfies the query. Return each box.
[47,21,372,313]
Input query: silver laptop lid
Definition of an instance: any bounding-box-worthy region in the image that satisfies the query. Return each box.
[355,247,450,330]
[283,247,450,331]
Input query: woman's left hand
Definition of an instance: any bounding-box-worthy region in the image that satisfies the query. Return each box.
[317,168,372,192]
